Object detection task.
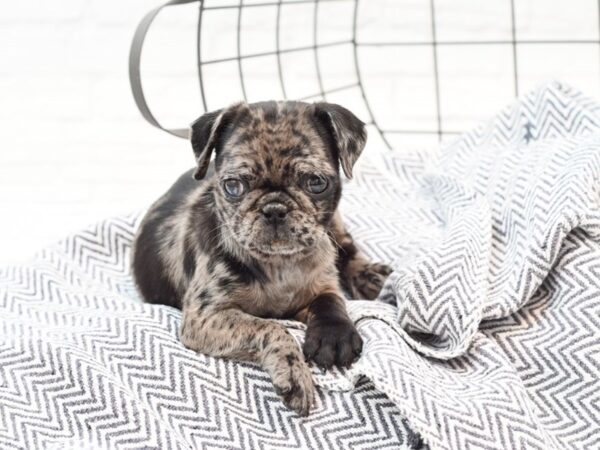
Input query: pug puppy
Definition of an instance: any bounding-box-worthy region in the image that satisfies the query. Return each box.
[132,101,392,416]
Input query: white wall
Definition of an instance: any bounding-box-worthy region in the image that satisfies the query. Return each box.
[1,0,599,265]
[0,0,192,265]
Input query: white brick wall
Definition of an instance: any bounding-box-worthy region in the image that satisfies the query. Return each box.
[0,1,192,264]
[1,0,599,265]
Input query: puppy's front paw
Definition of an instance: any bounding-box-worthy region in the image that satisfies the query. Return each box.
[303,319,363,370]
[271,352,315,416]
[349,261,393,300]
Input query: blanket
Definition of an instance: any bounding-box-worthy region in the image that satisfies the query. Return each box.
[1,81,598,449]
[0,234,421,448]
[330,81,600,449]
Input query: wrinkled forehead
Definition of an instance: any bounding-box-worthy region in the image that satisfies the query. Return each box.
[217,103,336,177]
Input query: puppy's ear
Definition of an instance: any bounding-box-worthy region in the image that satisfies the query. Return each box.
[314,102,367,179]
[189,103,245,180]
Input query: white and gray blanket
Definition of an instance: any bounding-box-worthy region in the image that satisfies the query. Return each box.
[333,81,600,449]
[1,82,599,449]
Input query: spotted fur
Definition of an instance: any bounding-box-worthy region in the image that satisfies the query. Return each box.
[132,101,392,416]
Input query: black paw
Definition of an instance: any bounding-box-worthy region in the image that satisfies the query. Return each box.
[351,261,393,300]
[303,319,363,370]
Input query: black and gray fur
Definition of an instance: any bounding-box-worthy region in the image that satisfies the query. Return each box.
[132,101,392,416]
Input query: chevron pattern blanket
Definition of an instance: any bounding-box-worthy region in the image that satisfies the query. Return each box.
[331,81,600,449]
[1,82,599,449]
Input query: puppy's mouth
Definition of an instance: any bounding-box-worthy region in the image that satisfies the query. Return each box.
[246,235,306,258]
[249,244,303,258]
[237,223,319,259]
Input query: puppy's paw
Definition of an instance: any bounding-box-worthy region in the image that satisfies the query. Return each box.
[349,260,393,300]
[271,352,315,416]
[303,319,363,370]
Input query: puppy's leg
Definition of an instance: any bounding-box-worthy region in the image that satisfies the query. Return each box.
[299,293,363,370]
[330,211,393,300]
[180,305,314,416]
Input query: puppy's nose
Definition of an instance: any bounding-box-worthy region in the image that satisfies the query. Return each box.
[261,202,289,224]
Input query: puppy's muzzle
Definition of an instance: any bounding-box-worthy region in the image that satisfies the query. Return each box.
[261,202,289,226]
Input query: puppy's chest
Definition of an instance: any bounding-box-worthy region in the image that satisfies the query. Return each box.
[245,265,321,318]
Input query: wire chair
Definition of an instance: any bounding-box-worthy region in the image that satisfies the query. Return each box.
[130,0,600,150]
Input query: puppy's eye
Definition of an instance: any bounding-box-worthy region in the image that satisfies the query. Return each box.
[223,178,247,198]
[305,174,328,194]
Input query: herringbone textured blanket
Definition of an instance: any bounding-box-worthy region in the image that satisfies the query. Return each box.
[333,81,600,449]
[1,82,599,449]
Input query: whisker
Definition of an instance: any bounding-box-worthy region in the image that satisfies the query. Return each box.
[326,229,343,252]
